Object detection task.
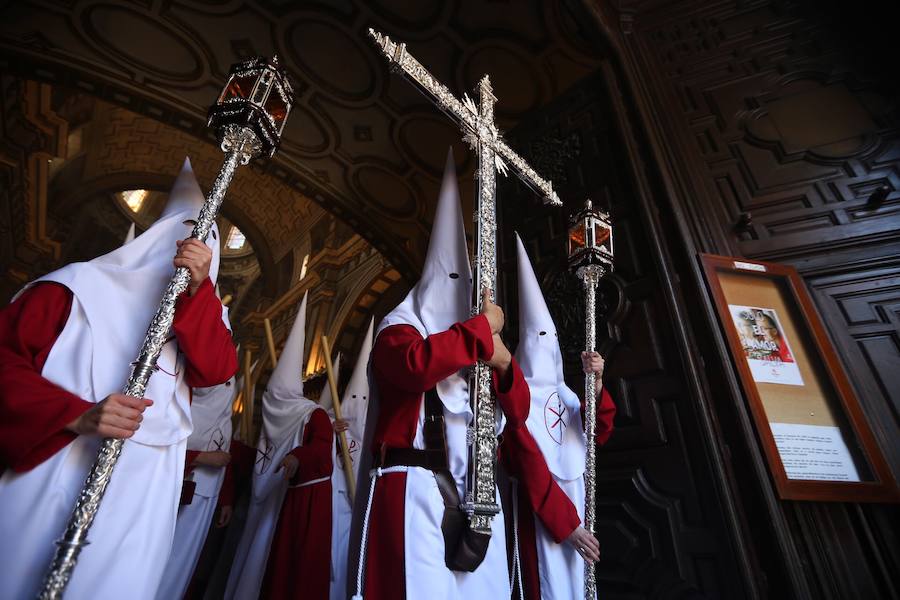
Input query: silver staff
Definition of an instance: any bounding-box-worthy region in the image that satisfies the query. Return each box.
[567,200,614,600]
[368,28,561,533]
[38,56,294,599]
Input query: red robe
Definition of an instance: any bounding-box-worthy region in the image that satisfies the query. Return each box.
[0,278,237,474]
[364,315,529,600]
[261,408,334,600]
[218,438,257,511]
[504,387,616,600]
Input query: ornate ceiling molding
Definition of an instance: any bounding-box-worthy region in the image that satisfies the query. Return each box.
[0,0,606,282]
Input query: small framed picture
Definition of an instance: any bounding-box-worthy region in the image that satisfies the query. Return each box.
[700,254,897,502]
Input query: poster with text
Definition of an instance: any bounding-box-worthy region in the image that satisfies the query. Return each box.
[770,423,861,481]
[729,305,804,386]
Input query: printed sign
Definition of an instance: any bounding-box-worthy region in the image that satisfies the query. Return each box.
[729,305,804,386]
[770,423,861,482]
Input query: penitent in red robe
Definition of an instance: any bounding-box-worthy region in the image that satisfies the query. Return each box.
[503,387,616,600]
[261,408,334,600]
[0,278,237,475]
[364,314,529,600]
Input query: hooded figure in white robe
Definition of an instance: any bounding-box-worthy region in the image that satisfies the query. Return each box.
[0,157,225,600]
[224,292,320,600]
[156,308,237,600]
[350,149,511,600]
[513,234,588,599]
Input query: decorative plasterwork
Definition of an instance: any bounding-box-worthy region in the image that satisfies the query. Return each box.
[0,0,604,280]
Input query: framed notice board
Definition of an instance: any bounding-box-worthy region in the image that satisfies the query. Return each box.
[700,254,897,503]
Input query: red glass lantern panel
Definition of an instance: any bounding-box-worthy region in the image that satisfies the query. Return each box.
[568,221,587,255]
[222,73,257,102]
[264,91,288,129]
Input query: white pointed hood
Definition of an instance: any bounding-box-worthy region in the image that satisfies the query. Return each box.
[26,157,222,446]
[319,353,342,417]
[162,158,207,218]
[123,223,136,245]
[341,318,374,443]
[261,292,318,448]
[514,234,585,481]
[171,157,221,284]
[378,148,472,414]
[255,292,320,503]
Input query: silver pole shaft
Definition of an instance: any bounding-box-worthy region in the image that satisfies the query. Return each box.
[581,265,601,600]
[465,77,501,533]
[38,125,259,599]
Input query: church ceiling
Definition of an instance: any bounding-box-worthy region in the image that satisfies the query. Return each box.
[0,0,604,282]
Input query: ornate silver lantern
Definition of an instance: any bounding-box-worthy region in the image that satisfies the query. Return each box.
[568,199,613,275]
[39,57,294,599]
[567,199,613,600]
[208,55,293,157]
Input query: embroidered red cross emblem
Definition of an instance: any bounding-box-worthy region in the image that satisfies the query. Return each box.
[543,392,567,445]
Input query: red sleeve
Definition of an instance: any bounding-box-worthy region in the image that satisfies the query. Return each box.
[288,409,334,485]
[373,316,494,395]
[0,283,94,472]
[173,278,238,387]
[501,426,581,543]
[218,459,235,508]
[492,358,530,429]
[582,386,616,446]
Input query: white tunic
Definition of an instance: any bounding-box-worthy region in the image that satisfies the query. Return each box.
[514,231,592,600]
[532,475,589,600]
[522,383,590,600]
[368,404,510,600]
[155,381,234,600]
[0,296,190,600]
[329,431,359,600]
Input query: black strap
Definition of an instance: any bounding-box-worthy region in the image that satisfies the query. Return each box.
[375,388,460,511]
[375,387,449,472]
[424,389,463,511]
[423,388,447,455]
[380,447,446,471]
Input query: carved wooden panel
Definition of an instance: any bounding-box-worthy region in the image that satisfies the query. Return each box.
[623,0,900,597]
[630,0,900,262]
[807,262,900,481]
[499,67,747,599]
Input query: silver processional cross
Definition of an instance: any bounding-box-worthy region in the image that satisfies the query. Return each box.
[369,29,562,533]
